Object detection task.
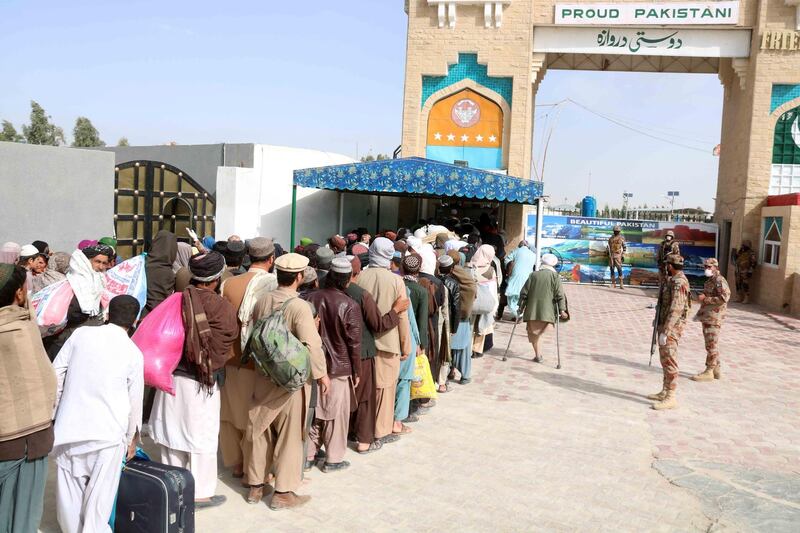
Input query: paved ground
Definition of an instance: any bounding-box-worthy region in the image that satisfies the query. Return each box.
[39,284,800,532]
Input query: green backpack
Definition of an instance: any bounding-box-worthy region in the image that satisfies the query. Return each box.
[243,299,311,392]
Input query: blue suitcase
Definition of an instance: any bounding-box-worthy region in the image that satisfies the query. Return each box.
[114,458,195,533]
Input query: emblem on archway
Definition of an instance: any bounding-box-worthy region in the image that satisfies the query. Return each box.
[451,98,481,127]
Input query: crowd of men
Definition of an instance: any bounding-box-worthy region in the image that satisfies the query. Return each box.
[0,214,560,530]
[0,216,754,530]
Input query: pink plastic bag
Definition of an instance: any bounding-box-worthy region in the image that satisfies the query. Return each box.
[31,280,75,337]
[132,293,185,395]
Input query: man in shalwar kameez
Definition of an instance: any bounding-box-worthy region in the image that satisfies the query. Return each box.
[247,253,328,510]
[355,238,411,443]
[219,237,276,481]
[150,252,238,508]
[52,295,144,533]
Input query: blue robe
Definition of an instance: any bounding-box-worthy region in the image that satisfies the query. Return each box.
[394,286,419,422]
[504,247,537,316]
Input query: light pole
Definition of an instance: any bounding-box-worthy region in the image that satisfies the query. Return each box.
[667,191,680,221]
[622,192,633,219]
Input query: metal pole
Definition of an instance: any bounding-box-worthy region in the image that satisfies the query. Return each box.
[534,198,544,267]
[376,194,382,234]
[338,192,344,235]
[290,185,297,249]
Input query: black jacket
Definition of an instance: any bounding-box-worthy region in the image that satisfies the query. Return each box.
[439,274,461,332]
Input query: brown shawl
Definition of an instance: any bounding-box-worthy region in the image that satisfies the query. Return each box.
[182,286,238,388]
[450,266,477,320]
[0,305,56,442]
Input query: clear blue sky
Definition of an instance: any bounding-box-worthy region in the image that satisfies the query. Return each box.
[0,0,721,210]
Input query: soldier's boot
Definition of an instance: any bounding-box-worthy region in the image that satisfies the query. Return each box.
[646,387,666,401]
[690,367,715,382]
[742,294,750,304]
[652,390,677,410]
[713,366,722,380]
[736,294,745,303]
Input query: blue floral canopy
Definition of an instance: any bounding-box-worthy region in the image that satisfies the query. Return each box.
[293,157,543,203]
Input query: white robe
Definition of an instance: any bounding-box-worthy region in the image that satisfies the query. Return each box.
[52,323,144,533]
[149,375,221,499]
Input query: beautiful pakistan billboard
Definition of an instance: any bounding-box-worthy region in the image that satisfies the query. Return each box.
[526,215,718,289]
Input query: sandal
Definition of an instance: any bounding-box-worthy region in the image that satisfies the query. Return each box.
[380,433,401,444]
[438,383,452,393]
[392,424,413,435]
[357,440,384,454]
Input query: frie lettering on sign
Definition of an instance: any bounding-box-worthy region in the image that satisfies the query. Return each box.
[761,31,800,51]
[555,2,740,26]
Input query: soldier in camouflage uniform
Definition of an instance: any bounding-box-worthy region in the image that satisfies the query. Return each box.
[732,240,757,304]
[656,230,681,284]
[647,255,690,410]
[691,258,730,382]
[607,225,627,289]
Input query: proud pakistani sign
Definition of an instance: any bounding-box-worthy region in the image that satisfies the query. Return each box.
[556,2,740,25]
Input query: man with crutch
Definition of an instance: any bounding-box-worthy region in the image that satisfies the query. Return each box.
[512,253,568,364]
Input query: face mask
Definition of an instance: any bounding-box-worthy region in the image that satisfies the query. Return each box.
[704,269,714,277]
[666,237,673,241]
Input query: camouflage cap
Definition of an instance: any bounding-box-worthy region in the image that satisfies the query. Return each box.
[665,230,675,238]
[613,225,621,231]
[704,258,719,268]
[665,255,684,266]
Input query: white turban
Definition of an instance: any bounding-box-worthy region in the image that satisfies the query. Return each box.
[419,244,437,276]
[413,227,427,239]
[369,237,395,269]
[541,253,558,267]
[444,240,467,253]
[406,236,422,252]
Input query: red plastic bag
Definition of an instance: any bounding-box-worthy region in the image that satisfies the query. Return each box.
[132,293,185,395]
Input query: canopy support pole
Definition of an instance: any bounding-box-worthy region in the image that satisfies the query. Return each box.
[535,197,544,265]
[338,192,344,235]
[290,185,297,249]
[376,194,382,234]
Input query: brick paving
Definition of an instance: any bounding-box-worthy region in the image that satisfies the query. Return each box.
[38,284,799,532]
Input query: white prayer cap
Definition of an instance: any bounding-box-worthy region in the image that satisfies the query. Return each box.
[541,254,558,267]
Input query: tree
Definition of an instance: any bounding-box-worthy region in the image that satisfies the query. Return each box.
[117,137,130,147]
[360,153,390,162]
[0,120,23,142]
[72,117,105,147]
[22,101,64,145]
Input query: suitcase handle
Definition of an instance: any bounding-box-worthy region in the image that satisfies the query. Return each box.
[178,504,187,529]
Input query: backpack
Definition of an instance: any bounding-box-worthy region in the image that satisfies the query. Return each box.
[243,299,310,392]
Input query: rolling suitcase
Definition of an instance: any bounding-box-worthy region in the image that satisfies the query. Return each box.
[114,458,195,533]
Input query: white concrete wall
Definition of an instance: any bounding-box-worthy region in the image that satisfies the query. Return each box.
[215,145,405,247]
[0,142,115,252]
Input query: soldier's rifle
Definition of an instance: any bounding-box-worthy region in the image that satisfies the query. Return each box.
[649,281,663,367]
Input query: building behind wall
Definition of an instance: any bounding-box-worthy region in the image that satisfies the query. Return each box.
[400,0,800,314]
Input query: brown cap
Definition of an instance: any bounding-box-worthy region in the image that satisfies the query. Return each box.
[665,255,684,266]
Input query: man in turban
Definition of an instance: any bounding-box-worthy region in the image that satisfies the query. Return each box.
[149,251,238,508]
[355,238,411,444]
